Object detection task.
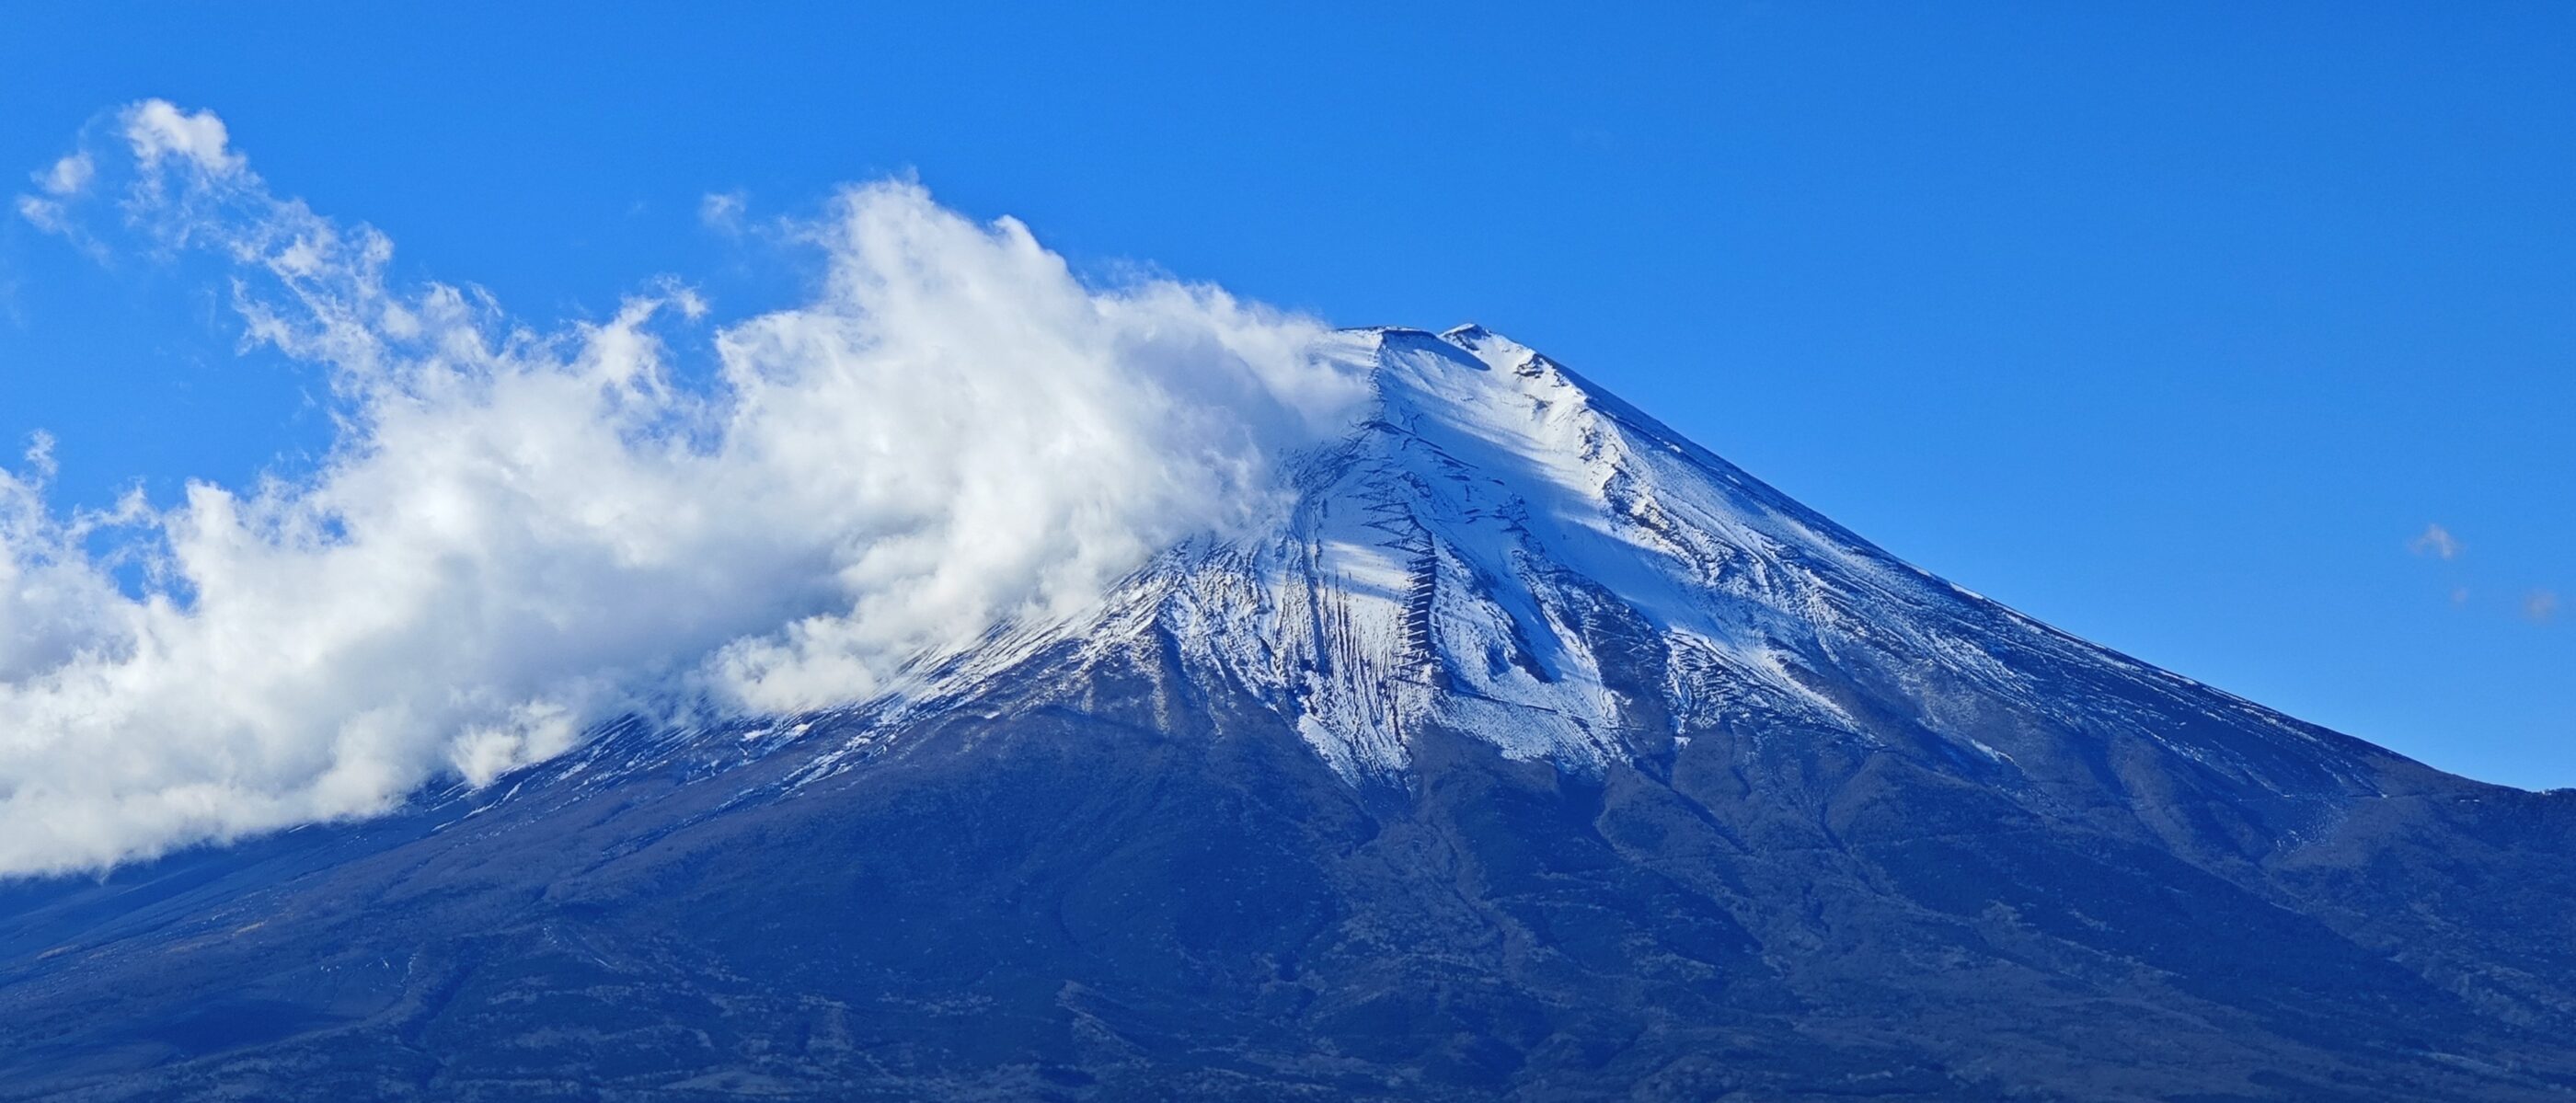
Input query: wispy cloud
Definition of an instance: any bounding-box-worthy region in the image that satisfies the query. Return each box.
[2409,523,2463,560]
[38,153,92,197]
[2527,590,2561,624]
[122,100,243,174]
[0,100,1370,876]
[698,190,747,235]
[14,152,97,235]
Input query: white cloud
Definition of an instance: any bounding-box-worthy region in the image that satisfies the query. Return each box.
[0,102,1369,876]
[39,153,93,197]
[14,154,94,235]
[2409,523,2462,560]
[699,190,747,234]
[14,195,67,234]
[2527,590,2560,624]
[122,99,244,174]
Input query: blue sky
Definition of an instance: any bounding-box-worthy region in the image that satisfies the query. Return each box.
[1,3,2570,787]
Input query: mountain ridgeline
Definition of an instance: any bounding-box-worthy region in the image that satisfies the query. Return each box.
[4,327,2573,1100]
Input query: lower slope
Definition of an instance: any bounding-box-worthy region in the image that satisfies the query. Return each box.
[1,615,2571,1101]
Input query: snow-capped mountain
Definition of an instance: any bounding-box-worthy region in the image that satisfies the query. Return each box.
[1150,326,2390,787]
[3,327,2572,1101]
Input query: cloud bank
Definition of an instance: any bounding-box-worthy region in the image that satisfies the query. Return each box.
[0,101,1368,876]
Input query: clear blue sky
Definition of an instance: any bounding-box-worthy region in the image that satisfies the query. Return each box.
[2,3,2569,787]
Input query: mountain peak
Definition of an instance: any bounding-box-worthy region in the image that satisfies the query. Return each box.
[1432,320,1518,360]
[7,325,2570,1102]
[1038,328,2402,805]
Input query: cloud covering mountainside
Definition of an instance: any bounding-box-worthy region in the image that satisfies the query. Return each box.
[0,101,1371,876]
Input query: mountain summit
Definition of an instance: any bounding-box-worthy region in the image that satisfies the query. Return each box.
[5,328,2572,1101]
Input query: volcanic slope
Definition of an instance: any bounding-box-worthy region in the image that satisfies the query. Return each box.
[4,327,2574,1101]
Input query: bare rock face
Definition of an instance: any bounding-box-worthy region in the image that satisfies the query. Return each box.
[5,327,2573,1101]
